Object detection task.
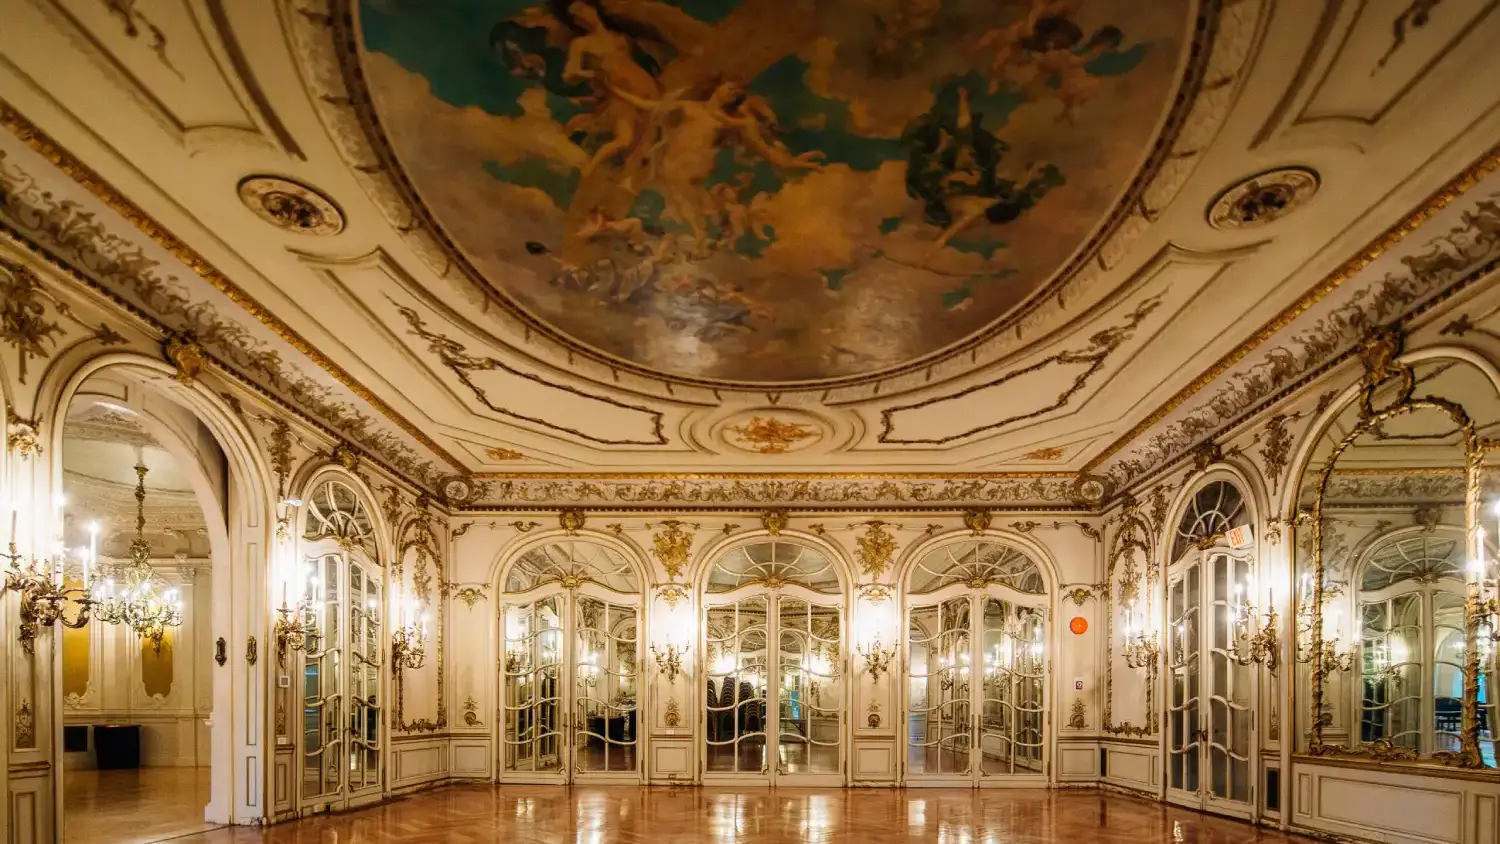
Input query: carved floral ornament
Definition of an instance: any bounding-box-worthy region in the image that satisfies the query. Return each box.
[559,508,586,535]
[853,520,897,579]
[649,520,697,580]
[761,508,789,535]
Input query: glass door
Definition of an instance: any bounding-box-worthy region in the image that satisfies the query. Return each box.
[905,591,1049,786]
[702,592,845,785]
[298,550,385,811]
[500,587,642,783]
[1167,551,1254,815]
[906,597,973,784]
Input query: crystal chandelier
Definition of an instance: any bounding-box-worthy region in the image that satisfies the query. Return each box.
[92,463,183,653]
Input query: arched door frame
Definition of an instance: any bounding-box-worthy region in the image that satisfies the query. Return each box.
[40,353,276,826]
[490,529,651,784]
[288,467,393,812]
[690,529,854,786]
[894,528,1061,788]
[1159,466,1266,819]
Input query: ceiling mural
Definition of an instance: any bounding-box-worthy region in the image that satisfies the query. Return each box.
[355,0,1195,383]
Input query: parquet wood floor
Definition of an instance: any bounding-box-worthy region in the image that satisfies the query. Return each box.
[166,784,1319,844]
[64,767,222,844]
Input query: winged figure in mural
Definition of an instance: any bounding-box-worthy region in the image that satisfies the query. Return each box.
[975,0,1126,121]
[903,86,1064,251]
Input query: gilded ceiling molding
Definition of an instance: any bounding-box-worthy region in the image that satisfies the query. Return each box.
[1089,141,1500,484]
[289,0,1245,392]
[0,105,464,486]
[1206,167,1320,230]
[466,476,1079,509]
[880,294,1163,444]
[389,299,667,446]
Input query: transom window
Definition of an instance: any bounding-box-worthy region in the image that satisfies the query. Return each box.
[506,541,639,594]
[707,540,839,594]
[908,541,1044,595]
[1360,535,1462,591]
[302,478,378,562]
[1170,481,1247,561]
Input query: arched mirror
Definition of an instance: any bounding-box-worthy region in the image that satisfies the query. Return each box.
[298,476,385,809]
[1163,480,1256,816]
[904,539,1049,786]
[499,540,642,783]
[701,539,845,787]
[1293,335,1498,769]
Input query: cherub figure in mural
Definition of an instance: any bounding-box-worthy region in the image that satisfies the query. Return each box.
[708,173,760,248]
[975,1,1125,122]
[608,80,822,249]
[553,1,674,178]
[576,206,648,249]
[903,86,1064,251]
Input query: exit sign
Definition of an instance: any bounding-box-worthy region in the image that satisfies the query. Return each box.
[1226,524,1254,549]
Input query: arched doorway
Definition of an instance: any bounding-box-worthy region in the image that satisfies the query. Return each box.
[902,538,1050,786]
[498,539,643,783]
[294,475,386,812]
[1164,479,1255,816]
[700,538,846,786]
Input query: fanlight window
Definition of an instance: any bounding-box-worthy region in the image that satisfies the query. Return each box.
[505,541,639,594]
[707,541,839,594]
[302,478,378,561]
[908,541,1044,596]
[1361,535,1462,591]
[1170,481,1247,562]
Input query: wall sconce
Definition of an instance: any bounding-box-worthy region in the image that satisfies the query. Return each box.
[857,637,898,682]
[273,561,319,668]
[392,599,428,671]
[1120,599,1159,670]
[651,643,689,684]
[5,513,96,653]
[1295,574,1354,674]
[1227,581,1280,671]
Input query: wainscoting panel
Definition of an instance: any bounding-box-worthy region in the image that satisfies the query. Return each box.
[1101,742,1158,792]
[450,740,491,779]
[391,740,448,792]
[853,740,895,783]
[8,770,50,844]
[1291,758,1500,844]
[1058,743,1099,780]
[649,739,693,782]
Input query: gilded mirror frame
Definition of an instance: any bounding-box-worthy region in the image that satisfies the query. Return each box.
[1301,327,1490,768]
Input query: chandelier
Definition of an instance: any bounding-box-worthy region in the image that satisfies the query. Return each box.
[92,463,183,653]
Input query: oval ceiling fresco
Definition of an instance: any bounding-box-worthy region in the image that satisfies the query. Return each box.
[356,0,1195,383]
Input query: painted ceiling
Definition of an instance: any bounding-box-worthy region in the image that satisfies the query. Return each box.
[2,0,1500,503]
[355,0,1193,383]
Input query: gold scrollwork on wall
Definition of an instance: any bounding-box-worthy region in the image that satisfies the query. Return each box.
[1298,326,1493,768]
[650,520,697,580]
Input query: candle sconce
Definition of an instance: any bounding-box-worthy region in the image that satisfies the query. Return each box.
[5,543,95,654]
[1294,574,1354,674]
[392,620,427,671]
[1120,599,1160,671]
[856,637,898,682]
[273,604,317,669]
[1227,584,1280,672]
[651,643,689,684]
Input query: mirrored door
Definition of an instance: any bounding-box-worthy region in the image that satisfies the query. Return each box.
[1167,551,1254,815]
[702,593,845,785]
[299,551,385,811]
[906,597,973,783]
[906,592,1049,786]
[500,589,642,783]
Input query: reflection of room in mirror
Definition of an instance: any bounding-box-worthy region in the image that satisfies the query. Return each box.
[1293,356,1498,768]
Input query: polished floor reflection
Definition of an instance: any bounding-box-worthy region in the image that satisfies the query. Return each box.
[171,784,1316,844]
[64,767,220,844]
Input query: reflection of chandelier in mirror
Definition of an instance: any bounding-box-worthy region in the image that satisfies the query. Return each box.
[1475,510,1500,647]
[91,463,182,654]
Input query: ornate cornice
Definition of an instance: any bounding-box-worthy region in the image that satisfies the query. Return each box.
[0,103,463,489]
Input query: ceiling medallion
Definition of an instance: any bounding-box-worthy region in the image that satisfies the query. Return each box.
[237,176,346,236]
[719,409,827,455]
[1207,167,1320,231]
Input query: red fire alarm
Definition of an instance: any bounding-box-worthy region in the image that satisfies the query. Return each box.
[1069,617,1088,635]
